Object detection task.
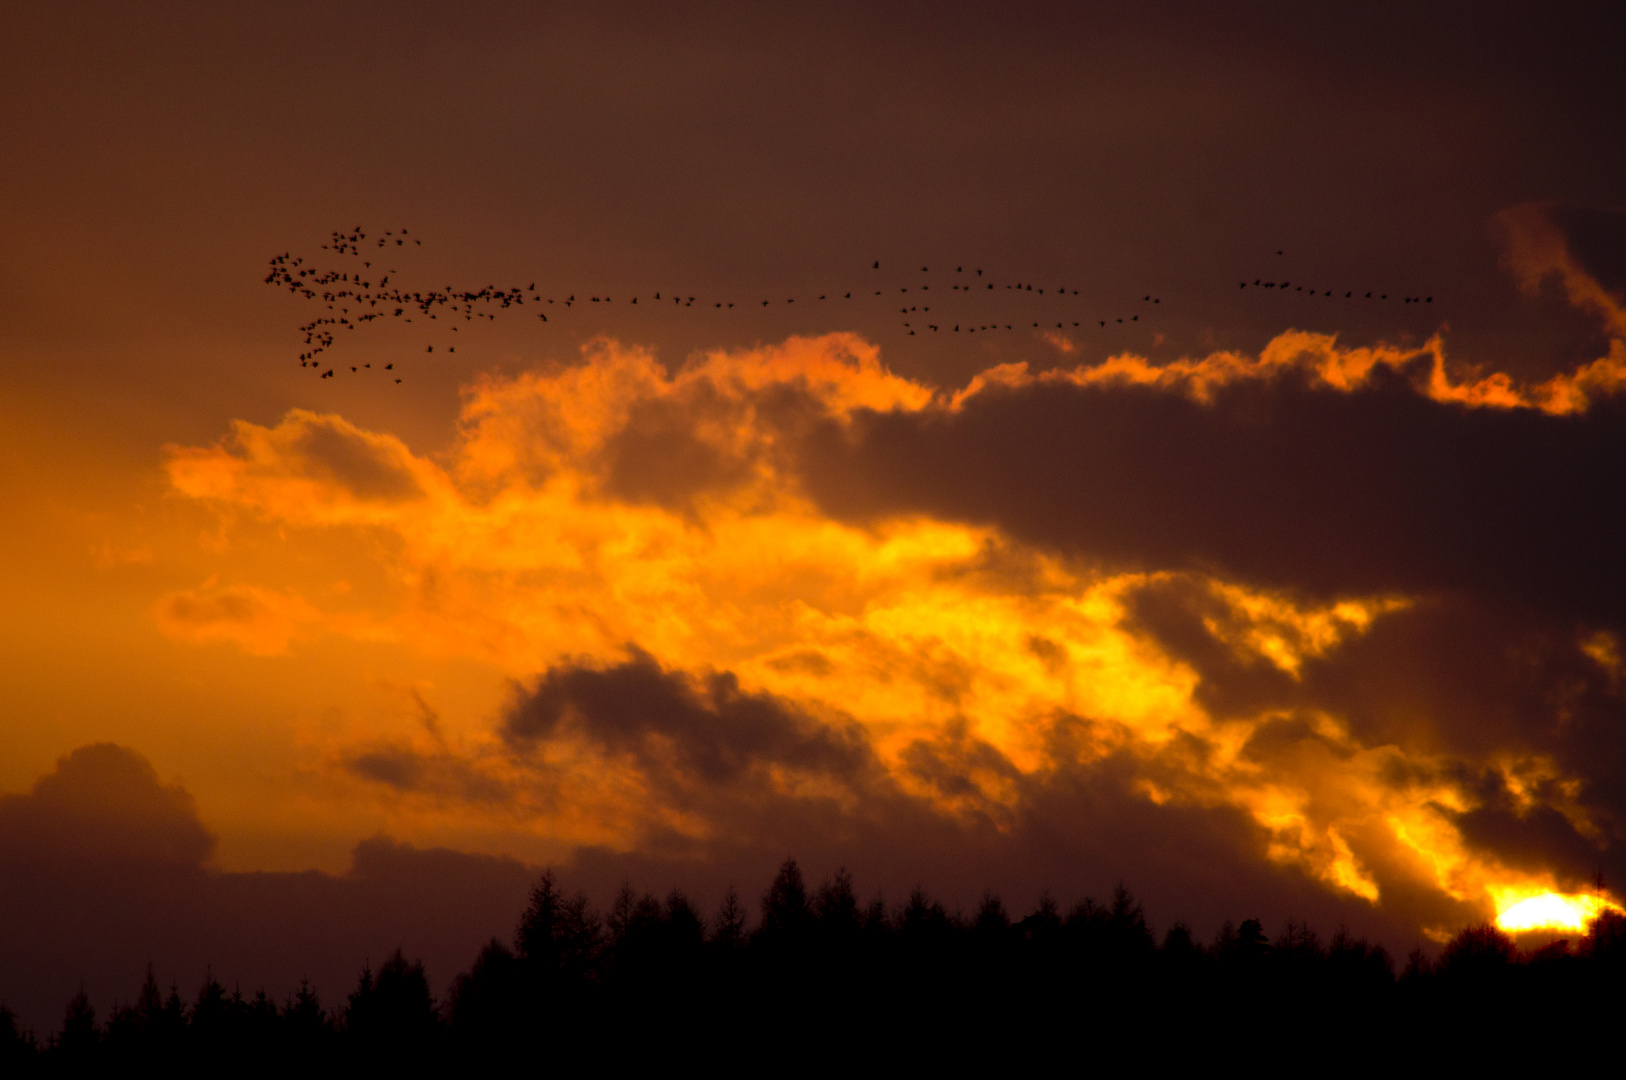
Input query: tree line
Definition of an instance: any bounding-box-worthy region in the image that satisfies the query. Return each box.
[5,859,1623,1071]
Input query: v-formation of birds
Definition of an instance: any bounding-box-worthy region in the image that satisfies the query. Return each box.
[264,229,1439,382]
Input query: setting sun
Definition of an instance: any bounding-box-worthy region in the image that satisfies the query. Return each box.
[1495,892,1624,934]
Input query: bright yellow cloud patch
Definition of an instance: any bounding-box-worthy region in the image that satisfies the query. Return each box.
[1496,890,1624,933]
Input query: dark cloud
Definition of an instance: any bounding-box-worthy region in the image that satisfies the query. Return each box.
[0,712,1504,1037]
[0,746,531,1034]
[797,366,1626,625]
[0,744,214,868]
[1122,574,1300,718]
[1551,205,1626,302]
[557,736,1449,964]
[601,390,754,509]
[900,720,1023,816]
[348,746,424,789]
[342,744,513,805]
[490,652,1468,956]
[1299,601,1626,886]
[293,420,421,501]
[503,646,878,795]
[1450,773,1605,886]
[1296,601,1608,756]
[1125,581,1626,898]
[598,379,833,511]
[1124,580,1626,758]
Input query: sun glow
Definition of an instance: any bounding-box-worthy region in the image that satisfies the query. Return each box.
[1494,891,1624,933]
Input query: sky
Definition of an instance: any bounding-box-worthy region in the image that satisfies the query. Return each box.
[4,0,1626,1026]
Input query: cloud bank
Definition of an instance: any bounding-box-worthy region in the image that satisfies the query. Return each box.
[0,745,531,1032]
[152,226,1626,952]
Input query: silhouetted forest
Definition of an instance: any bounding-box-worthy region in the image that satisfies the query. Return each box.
[5,860,1623,1072]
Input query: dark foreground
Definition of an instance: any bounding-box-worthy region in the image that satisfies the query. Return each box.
[4,860,1621,1073]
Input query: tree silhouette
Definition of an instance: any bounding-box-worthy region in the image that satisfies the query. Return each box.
[0,1005,36,1070]
[103,965,187,1066]
[972,891,1011,937]
[758,858,812,945]
[1161,921,1202,963]
[516,869,602,993]
[186,969,245,1065]
[1438,924,1517,981]
[1583,908,1626,964]
[815,868,861,940]
[53,987,99,1065]
[1234,917,1271,959]
[281,978,333,1063]
[448,939,526,1064]
[712,885,748,950]
[22,859,1626,1065]
[663,889,706,952]
[344,950,439,1066]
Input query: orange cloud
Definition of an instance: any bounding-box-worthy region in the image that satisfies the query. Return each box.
[1041,331,1077,355]
[950,330,1626,416]
[1496,202,1626,339]
[166,410,440,528]
[161,332,1621,925]
[153,581,323,656]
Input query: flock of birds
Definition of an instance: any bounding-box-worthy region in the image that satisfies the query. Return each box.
[1239,251,1434,305]
[264,229,1438,382]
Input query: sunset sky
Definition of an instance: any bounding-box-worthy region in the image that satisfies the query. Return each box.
[4,1,1626,1024]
